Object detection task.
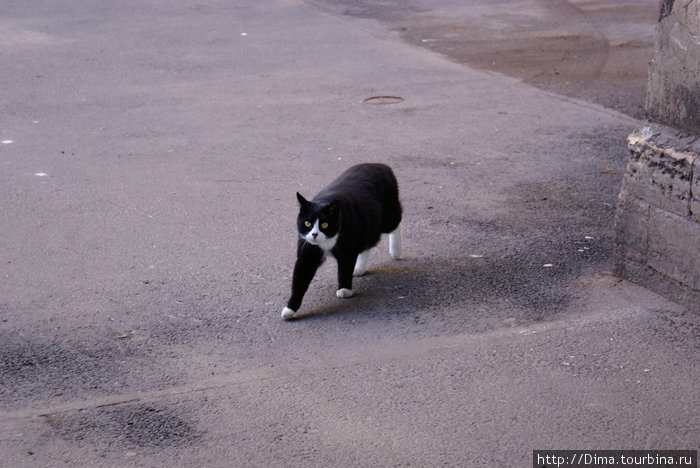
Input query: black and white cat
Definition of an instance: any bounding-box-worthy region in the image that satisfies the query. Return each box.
[281,163,402,320]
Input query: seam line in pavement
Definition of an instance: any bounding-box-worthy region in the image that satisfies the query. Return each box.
[0,296,651,422]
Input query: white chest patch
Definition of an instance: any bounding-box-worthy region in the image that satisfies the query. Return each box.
[304,219,338,252]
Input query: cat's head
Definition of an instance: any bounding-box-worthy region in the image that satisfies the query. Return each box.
[296,192,339,249]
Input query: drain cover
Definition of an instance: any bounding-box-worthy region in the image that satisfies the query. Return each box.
[363,96,404,104]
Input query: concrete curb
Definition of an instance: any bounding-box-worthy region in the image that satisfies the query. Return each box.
[614,123,700,312]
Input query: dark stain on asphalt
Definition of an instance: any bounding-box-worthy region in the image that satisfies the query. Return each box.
[0,331,143,408]
[41,403,202,450]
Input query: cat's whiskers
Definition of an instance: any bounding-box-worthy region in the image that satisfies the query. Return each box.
[298,234,312,250]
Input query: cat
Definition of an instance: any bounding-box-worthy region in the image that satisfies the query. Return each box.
[281,163,403,320]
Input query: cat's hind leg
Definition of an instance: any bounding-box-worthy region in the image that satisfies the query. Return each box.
[389,223,402,259]
[353,250,369,277]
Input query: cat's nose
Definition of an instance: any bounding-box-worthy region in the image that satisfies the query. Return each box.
[311,232,318,239]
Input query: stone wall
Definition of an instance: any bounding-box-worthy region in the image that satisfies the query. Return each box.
[646,0,700,134]
[614,124,699,312]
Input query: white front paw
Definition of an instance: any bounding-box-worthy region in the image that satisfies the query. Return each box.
[281,307,297,320]
[336,288,353,298]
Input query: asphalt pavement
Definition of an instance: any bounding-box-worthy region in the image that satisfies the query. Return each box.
[1,1,697,466]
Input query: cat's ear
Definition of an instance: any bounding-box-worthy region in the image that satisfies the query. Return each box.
[327,199,340,215]
[296,192,309,206]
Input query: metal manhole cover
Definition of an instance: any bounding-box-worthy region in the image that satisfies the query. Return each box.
[363,96,404,104]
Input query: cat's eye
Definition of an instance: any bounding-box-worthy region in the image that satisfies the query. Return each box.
[321,222,329,229]
[304,221,312,228]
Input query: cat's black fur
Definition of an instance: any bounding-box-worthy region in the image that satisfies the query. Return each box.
[285,163,402,315]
